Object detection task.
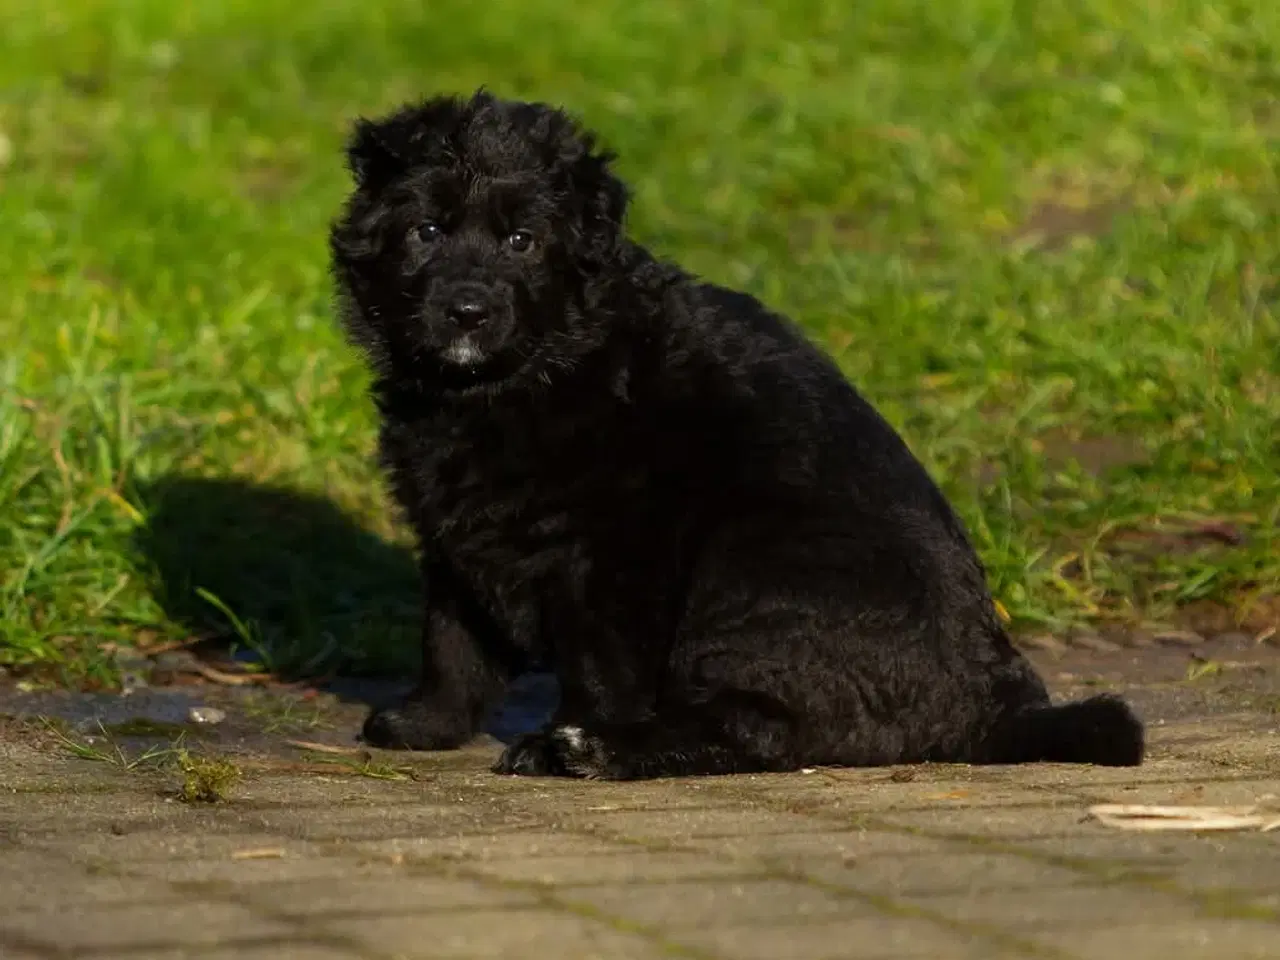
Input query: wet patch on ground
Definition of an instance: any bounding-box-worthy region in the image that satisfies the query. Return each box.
[0,672,559,771]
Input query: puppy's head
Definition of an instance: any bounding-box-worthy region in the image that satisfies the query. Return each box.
[330,91,629,391]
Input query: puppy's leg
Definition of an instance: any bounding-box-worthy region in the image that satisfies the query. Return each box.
[494,690,797,779]
[494,594,669,775]
[496,592,815,778]
[362,568,510,750]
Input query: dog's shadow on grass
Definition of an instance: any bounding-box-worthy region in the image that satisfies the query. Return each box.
[135,476,422,695]
[136,475,560,734]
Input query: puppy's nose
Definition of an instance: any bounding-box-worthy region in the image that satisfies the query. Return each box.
[447,299,488,331]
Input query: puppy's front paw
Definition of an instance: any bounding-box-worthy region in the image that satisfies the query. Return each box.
[360,703,471,751]
[492,730,563,776]
[493,724,623,779]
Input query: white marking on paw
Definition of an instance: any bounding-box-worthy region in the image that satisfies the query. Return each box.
[441,336,484,366]
[557,725,586,751]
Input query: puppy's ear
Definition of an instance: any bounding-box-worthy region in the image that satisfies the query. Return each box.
[581,151,628,230]
[345,119,403,189]
[569,148,630,269]
[344,96,465,190]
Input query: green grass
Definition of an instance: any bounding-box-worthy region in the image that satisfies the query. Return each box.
[39,715,184,769]
[2,0,1277,684]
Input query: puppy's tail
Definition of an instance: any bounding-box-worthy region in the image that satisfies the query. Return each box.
[979,694,1144,767]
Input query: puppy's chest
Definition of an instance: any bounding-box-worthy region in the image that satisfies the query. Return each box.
[389,415,664,563]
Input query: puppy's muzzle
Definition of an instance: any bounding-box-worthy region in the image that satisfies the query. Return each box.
[447,297,488,331]
[429,280,512,334]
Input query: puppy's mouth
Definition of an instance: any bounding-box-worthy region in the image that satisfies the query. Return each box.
[428,332,527,388]
[440,335,487,367]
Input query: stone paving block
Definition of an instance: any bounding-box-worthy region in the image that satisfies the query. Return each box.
[0,789,118,820]
[912,885,1200,931]
[1031,920,1280,960]
[0,792,177,838]
[148,946,365,960]
[3,765,142,798]
[560,878,856,927]
[425,773,721,813]
[322,906,674,958]
[250,874,539,917]
[1013,833,1225,868]
[0,902,293,953]
[692,782,898,815]
[880,803,1096,840]
[583,806,833,839]
[7,660,1280,960]
[1164,852,1280,907]
[1157,736,1280,773]
[797,760,1226,793]
[499,777,726,811]
[666,916,1016,960]
[124,853,406,885]
[774,775,1075,810]
[1069,778,1280,807]
[0,865,180,913]
[246,803,534,841]
[0,848,88,886]
[883,786,1081,813]
[701,778,1074,822]
[235,776,431,806]
[353,829,635,862]
[693,827,949,863]
[38,830,309,863]
[958,758,1237,789]
[464,850,760,884]
[1174,726,1280,755]
[802,850,1087,897]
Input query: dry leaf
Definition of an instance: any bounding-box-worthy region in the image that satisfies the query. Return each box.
[1090,804,1280,832]
[193,662,276,686]
[231,848,286,860]
[285,739,365,755]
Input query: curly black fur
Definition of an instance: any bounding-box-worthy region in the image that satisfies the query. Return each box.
[330,90,1144,779]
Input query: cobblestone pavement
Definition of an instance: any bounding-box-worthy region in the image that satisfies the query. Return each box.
[3,637,1280,959]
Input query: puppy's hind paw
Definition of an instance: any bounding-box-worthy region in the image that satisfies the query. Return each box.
[493,724,624,779]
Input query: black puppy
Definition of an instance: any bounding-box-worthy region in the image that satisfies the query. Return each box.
[330,91,1143,779]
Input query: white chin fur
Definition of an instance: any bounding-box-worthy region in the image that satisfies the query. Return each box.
[441,336,485,366]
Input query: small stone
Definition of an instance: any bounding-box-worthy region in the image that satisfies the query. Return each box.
[150,650,205,685]
[1152,630,1205,647]
[114,646,154,696]
[188,706,227,725]
[119,672,149,696]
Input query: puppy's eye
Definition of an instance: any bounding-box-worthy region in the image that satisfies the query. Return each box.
[507,229,535,253]
[416,221,444,242]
